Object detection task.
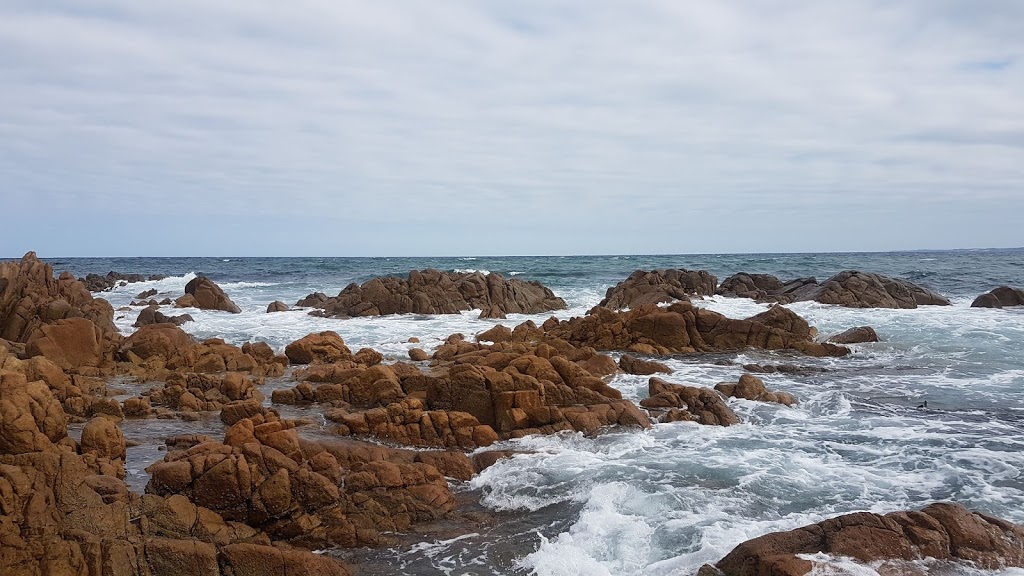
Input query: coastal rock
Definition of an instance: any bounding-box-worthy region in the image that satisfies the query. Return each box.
[0,370,68,453]
[1,252,120,352]
[295,269,566,318]
[716,270,950,308]
[408,348,430,361]
[120,324,287,378]
[712,502,1024,576]
[714,374,797,406]
[971,286,1024,308]
[183,277,241,313]
[134,304,194,327]
[599,269,718,309]
[80,415,127,462]
[25,316,106,369]
[641,377,739,425]
[79,270,167,292]
[803,270,950,309]
[827,326,879,344]
[285,331,353,364]
[146,417,457,549]
[618,354,672,375]
[266,300,290,313]
[535,302,847,357]
[716,273,788,301]
[137,288,158,299]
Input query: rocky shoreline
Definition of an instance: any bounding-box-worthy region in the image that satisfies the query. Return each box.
[2,253,1022,575]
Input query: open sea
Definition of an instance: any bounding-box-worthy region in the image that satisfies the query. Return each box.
[41,249,1024,575]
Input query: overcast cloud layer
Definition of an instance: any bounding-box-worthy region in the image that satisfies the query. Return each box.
[1,1,1022,256]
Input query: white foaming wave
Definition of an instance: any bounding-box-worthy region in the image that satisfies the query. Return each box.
[510,271,524,276]
[453,268,492,275]
[523,483,655,576]
[216,280,278,289]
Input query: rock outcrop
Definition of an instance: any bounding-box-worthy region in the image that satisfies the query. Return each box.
[0,367,351,575]
[178,277,241,313]
[295,269,566,319]
[1,252,120,358]
[708,503,1024,576]
[827,326,879,344]
[714,374,796,406]
[536,302,847,357]
[599,269,717,309]
[134,304,194,327]
[717,270,950,308]
[146,415,458,549]
[971,286,1024,308]
[618,354,672,375]
[119,324,287,380]
[79,271,167,292]
[266,300,290,313]
[641,377,739,425]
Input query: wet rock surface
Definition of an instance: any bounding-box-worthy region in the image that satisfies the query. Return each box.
[708,502,1024,576]
[971,285,1024,308]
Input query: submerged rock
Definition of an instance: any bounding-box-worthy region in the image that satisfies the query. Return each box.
[79,270,167,292]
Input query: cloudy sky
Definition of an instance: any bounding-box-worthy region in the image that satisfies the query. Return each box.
[1,1,1022,256]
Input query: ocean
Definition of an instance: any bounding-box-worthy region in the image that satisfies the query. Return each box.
[44,249,1024,575]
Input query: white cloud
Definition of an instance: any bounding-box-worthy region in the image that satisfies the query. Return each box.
[0,0,1022,255]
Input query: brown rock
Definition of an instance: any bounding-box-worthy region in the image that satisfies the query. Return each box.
[971,286,1024,308]
[408,348,430,361]
[619,354,672,375]
[714,374,797,406]
[184,276,241,313]
[134,304,194,327]
[714,503,1024,576]
[285,331,353,364]
[25,317,104,369]
[642,377,739,425]
[827,326,879,344]
[266,300,290,313]
[296,269,566,318]
[599,268,718,309]
[80,416,127,461]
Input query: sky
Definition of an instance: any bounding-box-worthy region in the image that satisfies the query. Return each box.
[1,1,1022,257]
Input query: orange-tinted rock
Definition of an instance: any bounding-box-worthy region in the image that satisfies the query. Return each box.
[619,354,671,375]
[285,331,353,364]
[600,269,718,309]
[642,377,739,426]
[715,374,797,406]
[184,277,241,313]
[713,503,1024,576]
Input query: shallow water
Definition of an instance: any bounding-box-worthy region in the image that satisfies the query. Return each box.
[48,249,1024,575]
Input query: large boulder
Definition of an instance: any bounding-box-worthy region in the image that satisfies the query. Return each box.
[295,269,566,318]
[641,377,739,425]
[134,304,194,327]
[802,270,950,308]
[537,302,848,357]
[183,277,241,313]
[284,331,353,364]
[971,286,1024,308]
[0,370,68,454]
[716,270,950,308]
[25,316,105,369]
[827,326,879,344]
[599,269,717,309]
[709,503,1024,576]
[714,374,796,406]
